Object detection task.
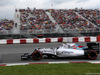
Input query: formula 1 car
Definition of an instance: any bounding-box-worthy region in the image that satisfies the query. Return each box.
[21,43,99,60]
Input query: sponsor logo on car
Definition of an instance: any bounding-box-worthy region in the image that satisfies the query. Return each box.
[62,51,73,54]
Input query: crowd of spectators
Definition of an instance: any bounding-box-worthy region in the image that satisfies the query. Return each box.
[0,19,14,30]
[0,8,100,34]
[19,8,56,32]
[50,9,99,32]
[77,9,100,27]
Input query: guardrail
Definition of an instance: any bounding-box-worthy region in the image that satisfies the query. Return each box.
[0,38,63,44]
[0,35,100,44]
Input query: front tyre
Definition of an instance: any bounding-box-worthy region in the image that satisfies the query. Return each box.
[32,51,42,60]
[86,50,98,60]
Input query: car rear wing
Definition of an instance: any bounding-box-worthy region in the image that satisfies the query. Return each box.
[87,43,99,54]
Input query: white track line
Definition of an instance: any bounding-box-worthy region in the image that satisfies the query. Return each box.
[0,61,100,66]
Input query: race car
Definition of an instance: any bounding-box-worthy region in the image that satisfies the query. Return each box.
[21,43,99,60]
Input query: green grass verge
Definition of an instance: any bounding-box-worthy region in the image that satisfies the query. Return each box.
[0,63,100,75]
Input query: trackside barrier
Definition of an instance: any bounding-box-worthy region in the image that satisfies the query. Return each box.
[66,36,97,43]
[0,35,100,44]
[0,37,63,44]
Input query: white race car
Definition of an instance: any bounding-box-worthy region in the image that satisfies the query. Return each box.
[21,43,99,60]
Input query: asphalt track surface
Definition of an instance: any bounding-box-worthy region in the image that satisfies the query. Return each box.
[0,43,100,64]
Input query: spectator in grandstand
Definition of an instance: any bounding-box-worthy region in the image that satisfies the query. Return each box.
[19,8,99,33]
[0,19,14,30]
[19,8,56,32]
[78,9,100,27]
[50,9,99,32]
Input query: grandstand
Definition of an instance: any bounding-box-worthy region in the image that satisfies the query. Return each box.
[0,8,100,39]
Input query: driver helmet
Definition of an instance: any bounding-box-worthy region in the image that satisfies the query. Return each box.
[63,42,66,44]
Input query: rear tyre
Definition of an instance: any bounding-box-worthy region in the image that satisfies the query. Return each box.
[32,51,42,60]
[86,50,98,60]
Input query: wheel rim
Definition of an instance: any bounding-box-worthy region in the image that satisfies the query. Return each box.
[88,51,97,59]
